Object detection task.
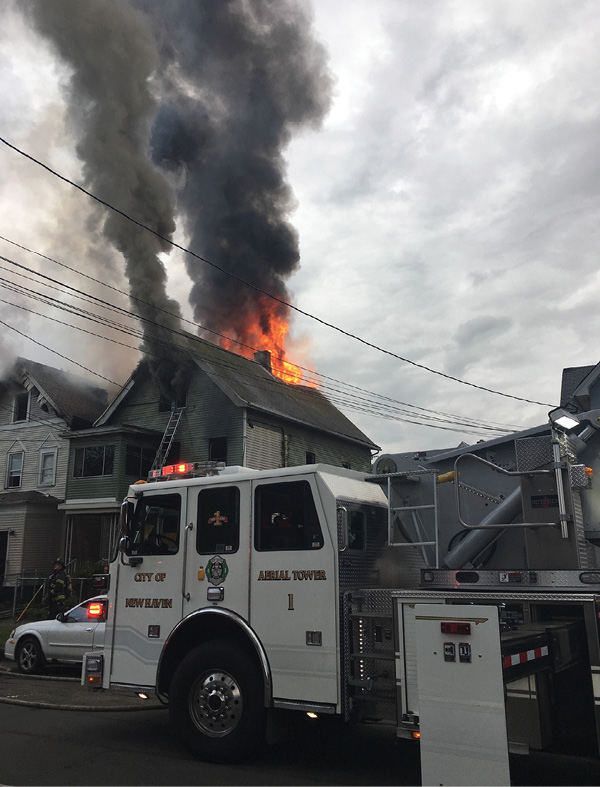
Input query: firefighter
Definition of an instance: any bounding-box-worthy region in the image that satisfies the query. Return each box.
[46,558,71,619]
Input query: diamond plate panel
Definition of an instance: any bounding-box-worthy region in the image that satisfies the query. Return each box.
[515,436,553,471]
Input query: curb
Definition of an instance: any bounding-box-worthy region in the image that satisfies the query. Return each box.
[0,696,168,712]
[0,666,167,712]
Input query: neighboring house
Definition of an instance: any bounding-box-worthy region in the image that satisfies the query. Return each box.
[0,358,108,583]
[61,335,379,567]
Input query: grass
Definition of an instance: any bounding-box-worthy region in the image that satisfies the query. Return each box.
[0,622,13,648]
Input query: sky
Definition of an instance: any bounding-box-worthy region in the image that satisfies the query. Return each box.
[1,0,599,458]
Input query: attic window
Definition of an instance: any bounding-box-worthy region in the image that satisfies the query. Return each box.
[159,394,187,412]
[13,392,29,423]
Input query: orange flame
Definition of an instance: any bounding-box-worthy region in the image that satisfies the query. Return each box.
[222,299,312,386]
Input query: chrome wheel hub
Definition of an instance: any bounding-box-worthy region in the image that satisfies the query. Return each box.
[189,669,243,737]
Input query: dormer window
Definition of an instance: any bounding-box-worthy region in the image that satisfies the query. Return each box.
[13,392,29,423]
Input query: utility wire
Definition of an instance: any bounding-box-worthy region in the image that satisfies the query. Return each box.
[0,268,517,434]
[0,293,514,438]
[0,248,525,433]
[0,137,555,408]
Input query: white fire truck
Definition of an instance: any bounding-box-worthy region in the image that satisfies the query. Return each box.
[87,407,600,784]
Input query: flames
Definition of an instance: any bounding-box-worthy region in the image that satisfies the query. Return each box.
[221,299,311,387]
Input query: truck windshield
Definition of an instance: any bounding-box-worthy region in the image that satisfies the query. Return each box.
[129,493,182,556]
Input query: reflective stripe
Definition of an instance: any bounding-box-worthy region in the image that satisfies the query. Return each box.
[502,645,549,669]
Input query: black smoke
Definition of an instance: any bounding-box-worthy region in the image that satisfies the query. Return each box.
[144,0,332,353]
[21,0,332,382]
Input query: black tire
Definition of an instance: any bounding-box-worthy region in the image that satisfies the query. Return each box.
[16,636,46,675]
[169,640,266,763]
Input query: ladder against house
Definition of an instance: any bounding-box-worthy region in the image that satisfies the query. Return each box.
[150,406,185,474]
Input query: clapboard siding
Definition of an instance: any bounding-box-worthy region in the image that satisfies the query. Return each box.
[246,411,372,472]
[110,370,244,465]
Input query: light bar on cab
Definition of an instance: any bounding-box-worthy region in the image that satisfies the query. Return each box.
[149,461,226,480]
[150,462,195,478]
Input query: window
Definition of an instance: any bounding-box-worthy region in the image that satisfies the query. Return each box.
[306,452,316,464]
[74,445,115,478]
[38,449,57,486]
[65,599,107,623]
[129,493,181,556]
[209,437,227,463]
[254,480,323,552]
[12,392,29,423]
[348,510,366,550]
[6,452,23,488]
[159,393,187,412]
[125,445,155,478]
[197,486,240,554]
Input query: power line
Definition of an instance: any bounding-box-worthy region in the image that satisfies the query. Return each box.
[0,246,526,434]
[0,293,515,439]
[0,264,517,434]
[0,137,555,408]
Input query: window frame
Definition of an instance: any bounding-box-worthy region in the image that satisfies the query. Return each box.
[38,448,58,487]
[125,444,155,479]
[254,479,324,552]
[128,492,181,557]
[73,445,115,479]
[12,392,30,423]
[196,485,240,555]
[6,451,24,488]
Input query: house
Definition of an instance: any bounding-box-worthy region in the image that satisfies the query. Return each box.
[61,335,380,567]
[0,358,108,583]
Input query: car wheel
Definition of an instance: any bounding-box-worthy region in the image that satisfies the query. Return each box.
[169,640,265,763]
[16,636,46,675]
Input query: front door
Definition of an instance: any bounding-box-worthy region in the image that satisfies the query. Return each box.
[249,475,338,705]
[108,489,186,688]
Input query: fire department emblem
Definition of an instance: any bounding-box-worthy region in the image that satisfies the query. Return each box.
[208,510,228,526]
[206,555,229,586]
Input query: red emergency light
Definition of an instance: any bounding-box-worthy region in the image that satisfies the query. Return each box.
[440,621,471,635]
[151,462,195,478]
[88,603,104,618]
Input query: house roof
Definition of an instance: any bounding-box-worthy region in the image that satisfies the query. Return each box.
[0,490,60,506]
[14,358,109,428]
[97,334,379,450]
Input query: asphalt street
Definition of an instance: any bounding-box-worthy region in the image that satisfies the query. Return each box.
[1,661,600,785]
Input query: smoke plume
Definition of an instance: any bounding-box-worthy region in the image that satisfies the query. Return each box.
[21,0,332,386]
[142,0,332,354]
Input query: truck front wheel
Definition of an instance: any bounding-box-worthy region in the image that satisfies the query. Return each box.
[169,640,265,762]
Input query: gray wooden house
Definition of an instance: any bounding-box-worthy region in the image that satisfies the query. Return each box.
[0,358,108,583]
[62,336,379,566]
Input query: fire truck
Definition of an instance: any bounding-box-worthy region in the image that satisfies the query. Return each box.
[86,406,600,784]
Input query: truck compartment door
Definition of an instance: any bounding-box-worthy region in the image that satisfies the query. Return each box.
[413,602,510,787]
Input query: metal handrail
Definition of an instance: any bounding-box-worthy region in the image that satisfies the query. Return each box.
[453,452,562,531]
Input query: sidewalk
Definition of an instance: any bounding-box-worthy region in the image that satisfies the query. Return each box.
[0,664,166,712]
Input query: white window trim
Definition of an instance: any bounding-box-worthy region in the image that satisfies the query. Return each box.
[6,451,24,489]
[38,447,58,487]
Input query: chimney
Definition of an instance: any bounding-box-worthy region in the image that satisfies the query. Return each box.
[254,350,272,374]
